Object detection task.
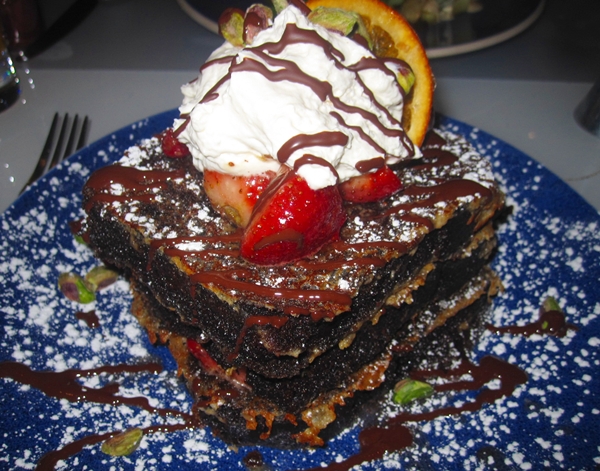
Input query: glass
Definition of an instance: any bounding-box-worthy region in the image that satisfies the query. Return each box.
[0,0,43,57]
[574,78,600,139]
[0,21,19,112]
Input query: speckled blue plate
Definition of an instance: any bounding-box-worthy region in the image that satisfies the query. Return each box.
[1,111,599,470]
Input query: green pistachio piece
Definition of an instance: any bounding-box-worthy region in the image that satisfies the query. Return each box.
[542,296,561,313]
[101,428,144,457]
[271,0,289,15]
[541,320,550,330]
[218,8,245,47]
[85,266,119,291]
[353,16,373,50]
[395,61,416,95]
[308,7,360,36]
[308,7,373,50]
[73,234,87,245]
[58,272,96,304]
[393,378,434,405]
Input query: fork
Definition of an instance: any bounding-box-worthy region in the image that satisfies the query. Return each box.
[19,113,89,194]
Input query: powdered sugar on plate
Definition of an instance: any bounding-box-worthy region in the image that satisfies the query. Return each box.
[1,112,599,470]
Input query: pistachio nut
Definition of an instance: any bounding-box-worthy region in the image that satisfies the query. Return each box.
[395,61,416,95]
[271,0,290,15]
[101,428,144,456]
[219,8,245,47]
[58,272,96,304]
[85,266,119,291]
[393,378,434,405]
[308,7,372,49]
[542,296,561,313]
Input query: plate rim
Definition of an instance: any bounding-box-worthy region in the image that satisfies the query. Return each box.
[175,0,547,58]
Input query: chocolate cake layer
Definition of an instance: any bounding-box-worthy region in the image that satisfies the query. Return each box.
[130,266,500,447]
[81,128,504,381]
[132,231,495,411]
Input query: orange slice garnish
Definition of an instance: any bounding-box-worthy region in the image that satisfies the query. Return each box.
[306,0,434,147]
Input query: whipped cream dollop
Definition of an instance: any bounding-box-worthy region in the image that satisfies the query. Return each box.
[174,5,418,190]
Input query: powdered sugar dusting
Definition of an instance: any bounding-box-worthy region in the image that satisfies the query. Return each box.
[1,113,599,470]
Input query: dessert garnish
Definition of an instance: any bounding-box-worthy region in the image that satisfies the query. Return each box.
[58,272,96,303]
[306,0,434,145]
[161,0,434,265]
[85,265,119,291]
[392,377,434,405]
[160,128,191,158]
[100,428,144,457]
[58,265,118,303]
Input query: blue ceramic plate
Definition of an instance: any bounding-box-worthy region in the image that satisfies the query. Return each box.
[1,111,599,470]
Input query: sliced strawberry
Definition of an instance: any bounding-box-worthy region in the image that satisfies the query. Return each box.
[187,338,248,388]
[161,129,190,158]
[241,173,346,265]
[339,165,402,203]
[203,170,275,227]
[187,338,220,375]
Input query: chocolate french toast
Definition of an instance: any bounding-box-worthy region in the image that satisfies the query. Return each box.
[81,126,504,446]
[80,0,505,449]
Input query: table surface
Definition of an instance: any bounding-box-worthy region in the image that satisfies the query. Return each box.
[1,0,599,214]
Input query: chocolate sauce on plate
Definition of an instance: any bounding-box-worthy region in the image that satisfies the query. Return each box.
[487,308,578,338]
[0,360,197,470]
[302,356,527,471]
[75,309,100,329]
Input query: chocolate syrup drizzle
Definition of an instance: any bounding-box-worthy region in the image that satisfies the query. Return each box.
[75,310,100,328]
[83,166,186,212]
[376,179,493,226]
[189,21,415,174]
[149,233,242,267]
[301,356,528,471]
[487,308,578,338]
[190,270,352,307]
[277,131,348,164]
[0,361,167,413]
[0,360,197,471]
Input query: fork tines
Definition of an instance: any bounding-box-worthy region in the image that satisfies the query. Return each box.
[48,113,89,169]
[20,113,89,194]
